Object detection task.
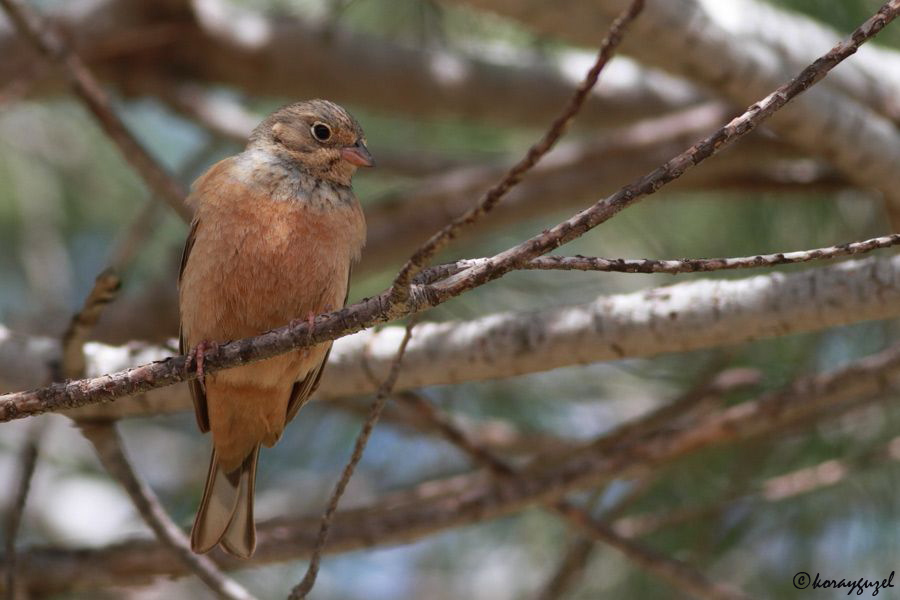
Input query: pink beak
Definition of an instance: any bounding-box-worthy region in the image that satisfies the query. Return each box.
[341,141,375,167]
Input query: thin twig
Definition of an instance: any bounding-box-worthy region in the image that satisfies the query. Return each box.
[432,0,900,300]
[3,422,43,600]
[60,270,121,379]
[0,0,191,221]
[387,0,646,304]
[1,0,896,422]
[414,232,900,283]
[536,536,595,600]
[535,475,658,600]
[288,318,419,599]
[79,424,256,600]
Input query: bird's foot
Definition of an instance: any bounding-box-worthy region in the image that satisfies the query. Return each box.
[288,313,318,359]
[186,340,218,394]
[291,311,318,341]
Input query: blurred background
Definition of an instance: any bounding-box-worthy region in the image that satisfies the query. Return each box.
[3,0,900,598]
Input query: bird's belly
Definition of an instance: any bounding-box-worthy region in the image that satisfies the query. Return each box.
[179,201,357,388]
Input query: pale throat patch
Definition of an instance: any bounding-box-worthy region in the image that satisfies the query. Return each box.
[233,148,355,209]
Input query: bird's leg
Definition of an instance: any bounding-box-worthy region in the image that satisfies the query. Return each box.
[289,312,317,338]
[186,340,218,394]
[289,312,319,359]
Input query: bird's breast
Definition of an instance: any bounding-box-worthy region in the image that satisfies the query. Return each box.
[180,160,366,345]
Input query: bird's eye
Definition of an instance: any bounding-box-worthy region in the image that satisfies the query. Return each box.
[311,122,332,142]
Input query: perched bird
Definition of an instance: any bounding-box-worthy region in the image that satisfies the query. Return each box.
[178,100,372,558]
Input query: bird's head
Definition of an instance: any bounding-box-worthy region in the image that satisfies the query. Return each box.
[249,99,374,186]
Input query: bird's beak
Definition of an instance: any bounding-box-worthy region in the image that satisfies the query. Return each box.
[341,141,375,168]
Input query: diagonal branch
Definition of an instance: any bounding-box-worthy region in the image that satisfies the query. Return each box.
[450,0,900,225]
[388,0,645,303]
[79,423,256,600]
[0,0,190,222]
[1,0,896,422]
[431,0,900,298]
[289,319,418,599]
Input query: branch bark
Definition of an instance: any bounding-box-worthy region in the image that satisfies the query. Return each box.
[0,0,191,221]
[4,252,900,420]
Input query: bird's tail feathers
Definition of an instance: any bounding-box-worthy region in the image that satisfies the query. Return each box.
[191,446,260,558]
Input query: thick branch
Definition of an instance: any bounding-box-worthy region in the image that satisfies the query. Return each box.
[4,252,900,420]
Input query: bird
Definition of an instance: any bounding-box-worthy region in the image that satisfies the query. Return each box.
[178,100,372,558]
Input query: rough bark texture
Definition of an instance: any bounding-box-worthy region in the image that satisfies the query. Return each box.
[4,253,900,420]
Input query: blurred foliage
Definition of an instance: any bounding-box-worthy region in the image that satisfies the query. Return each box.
[768,0,900,46]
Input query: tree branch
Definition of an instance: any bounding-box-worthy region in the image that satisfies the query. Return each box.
[5,250,900,421]
[423,231,900,280]
[289,320,417,598]
[78,423,256,600]
[388,0,645,302]
[0,0,190,221]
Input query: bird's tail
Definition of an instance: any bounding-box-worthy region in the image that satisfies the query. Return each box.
[190,445,260,558]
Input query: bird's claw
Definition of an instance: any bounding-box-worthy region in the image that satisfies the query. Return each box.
[186,340,217,394]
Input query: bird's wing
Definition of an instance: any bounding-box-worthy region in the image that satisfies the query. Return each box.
[285,346,331,424]
[179,217,210,433]
[284,268,351,423]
